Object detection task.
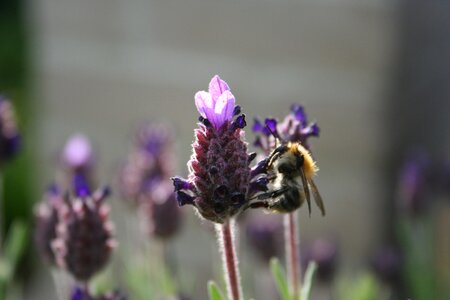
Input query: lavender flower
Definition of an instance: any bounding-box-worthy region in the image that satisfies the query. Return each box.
[302,239,338,283]
[120,123,182,239]
[397,152,430,217]
[52,175,115,281]
[172,75,265,223]
[0,96,20,163]
[371,246,402,287]
[34,184,64,265]
[245,215,283,262]
[253,103,319,153]
[119,123,174,205]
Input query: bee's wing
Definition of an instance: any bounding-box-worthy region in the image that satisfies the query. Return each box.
[299,168,311,216]
[308,178,325,216]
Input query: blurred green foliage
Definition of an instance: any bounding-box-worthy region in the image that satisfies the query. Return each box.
[0,0,34,235]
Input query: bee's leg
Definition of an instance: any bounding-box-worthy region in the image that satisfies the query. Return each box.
[256,187,289,200]
[266,145,289,169]
[243,187,289,211]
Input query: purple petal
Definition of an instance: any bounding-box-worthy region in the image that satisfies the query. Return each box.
[231,114,246,130]
[176,191,196,206]
[73,174,90,197]
[208,75,230,102]
[214,90,235,128]
[252,118,264,133]
[291,103,307,123]
[171,177,192,191]
[194,91,213,118]
[63,134,92,169]
[265,118,278,135]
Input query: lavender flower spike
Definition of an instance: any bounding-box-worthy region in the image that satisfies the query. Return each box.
[173,75,265,223]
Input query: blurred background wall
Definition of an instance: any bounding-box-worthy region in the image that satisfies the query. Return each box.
[27,0,399,299]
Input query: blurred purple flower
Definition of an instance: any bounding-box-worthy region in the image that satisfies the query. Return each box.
[34,184,64,265]
[253,103,319,154]
[142,183,182,240]
[71,286,92,300]
[246,215,283,262]
[71,286,126,300]
[172,75,267,223]
[371,246,402,287]
[52,175,116,281]
[119,123,174,205]
[302,239,338,283]
[119,123,183,239]
[397,152,430,217]
[0,96,20,163]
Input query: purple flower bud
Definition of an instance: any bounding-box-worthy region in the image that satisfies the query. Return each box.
[371,246,402,287]
[174,75,266,223]
[52,179,116,281]
[34,184,64,265]
[246,215,283,261]
[0,96,20,163]
[302,239,338,283]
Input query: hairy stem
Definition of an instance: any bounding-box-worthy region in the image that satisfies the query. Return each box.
[216,220,243,300]
[285,212,301,299]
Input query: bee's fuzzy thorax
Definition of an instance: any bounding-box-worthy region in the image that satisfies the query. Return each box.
[287,142,318,179]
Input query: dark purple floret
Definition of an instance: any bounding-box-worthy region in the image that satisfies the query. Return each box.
[73,174,91,198]
[371,246,402,287]
[71,286,126,300]
[71,287,92,300]
[0,96,21,164]
[172,75,268,223]
[302,239,338,283]
[246,215,283,261]
[252,103,320,154]
[52,178,116,281]
[34,184,65,265]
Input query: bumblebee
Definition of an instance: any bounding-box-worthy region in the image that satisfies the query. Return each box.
[248,142,325,216]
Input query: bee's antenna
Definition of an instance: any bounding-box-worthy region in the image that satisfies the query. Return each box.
[265,125,282,147]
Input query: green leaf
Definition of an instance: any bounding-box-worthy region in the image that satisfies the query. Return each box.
[208,281,226,300]
[270,258,291,300]
[300,261,317,300]
[1,220,28,281]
